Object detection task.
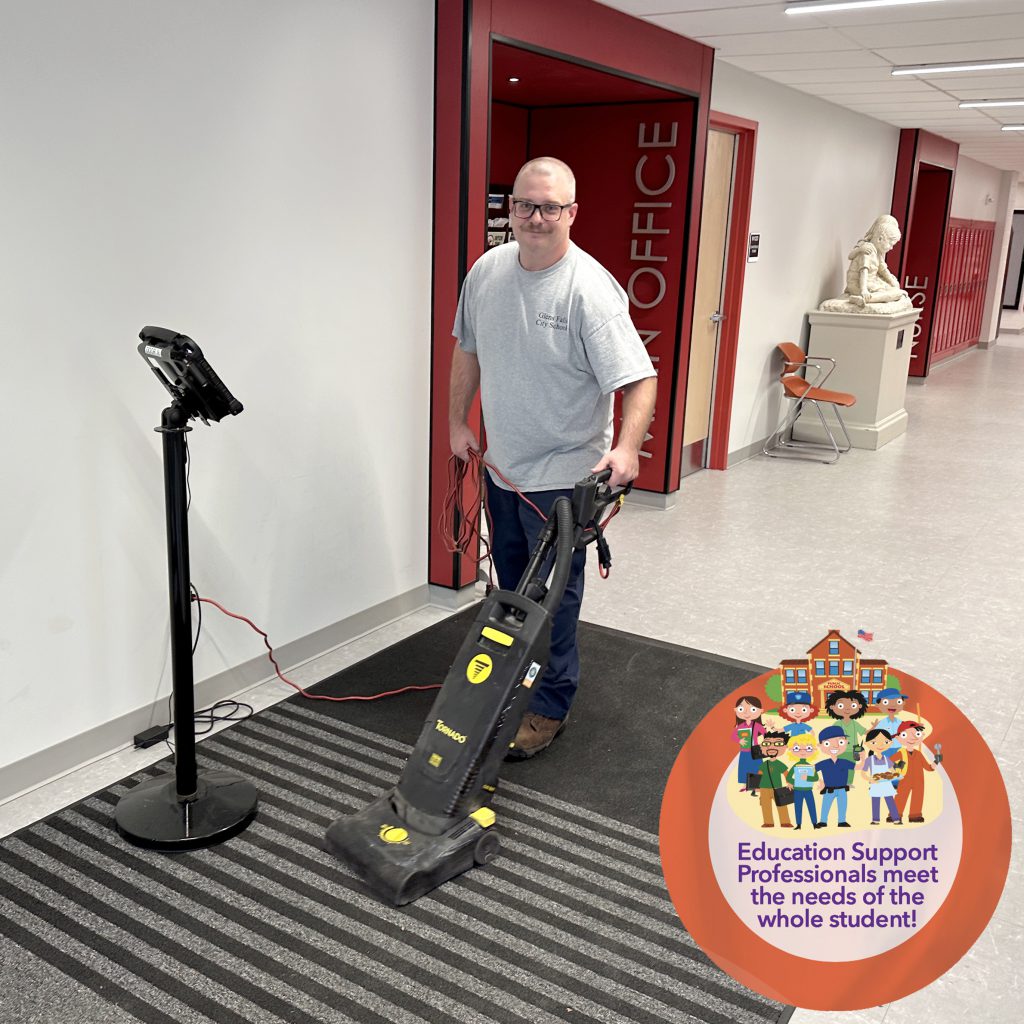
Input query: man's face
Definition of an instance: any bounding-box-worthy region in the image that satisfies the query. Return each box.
[900,727,925,748]
[878,696,904,715]
[760,737,787,760]
[509,169,577,264]
[790,740,816,759]
[819,735,847,759]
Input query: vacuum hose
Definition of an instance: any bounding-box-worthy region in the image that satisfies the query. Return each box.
[541,497,574,615]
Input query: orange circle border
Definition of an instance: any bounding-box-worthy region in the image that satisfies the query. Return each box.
[659,667,1011,1011]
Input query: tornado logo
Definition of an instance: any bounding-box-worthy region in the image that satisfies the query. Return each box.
[467,653,493,683]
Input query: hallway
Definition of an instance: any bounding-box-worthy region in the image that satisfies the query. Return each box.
[583,335,1024,1024]
[2,339,1020,1023]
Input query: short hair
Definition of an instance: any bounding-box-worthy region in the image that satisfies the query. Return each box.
[515,157,576,201]
[761,730,789,745]
[897,721,925,736]
[865,728,893,744]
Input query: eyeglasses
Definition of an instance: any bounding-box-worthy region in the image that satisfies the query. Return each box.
[510,199,574,221]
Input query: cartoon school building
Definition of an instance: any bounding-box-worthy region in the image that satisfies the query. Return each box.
[778,630,890,713]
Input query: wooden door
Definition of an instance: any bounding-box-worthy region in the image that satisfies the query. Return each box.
[681,128,735,475]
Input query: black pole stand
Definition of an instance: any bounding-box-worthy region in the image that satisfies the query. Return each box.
[115,401,258,850]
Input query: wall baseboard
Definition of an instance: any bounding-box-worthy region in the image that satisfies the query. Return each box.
[626,488,677,511]
[728,437,771,467]
[0,584,430,805]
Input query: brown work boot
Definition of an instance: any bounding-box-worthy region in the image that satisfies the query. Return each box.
[506,712,567,761]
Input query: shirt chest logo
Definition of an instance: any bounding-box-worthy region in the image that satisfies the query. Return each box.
[535,311,568,331]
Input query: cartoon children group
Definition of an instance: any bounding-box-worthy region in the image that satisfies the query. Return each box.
[732,686,940,829]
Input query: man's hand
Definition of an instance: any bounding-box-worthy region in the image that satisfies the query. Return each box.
[450,421,480,462]
[449,346,481,461]
[591,446,639,488]
[593,376,656,487]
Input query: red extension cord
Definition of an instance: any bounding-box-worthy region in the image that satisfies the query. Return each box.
[195,450,623,701]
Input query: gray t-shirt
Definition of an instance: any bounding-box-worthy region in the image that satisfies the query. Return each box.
[453,241,655,491]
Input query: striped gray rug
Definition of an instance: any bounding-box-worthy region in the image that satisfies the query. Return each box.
[0,701,787,1024]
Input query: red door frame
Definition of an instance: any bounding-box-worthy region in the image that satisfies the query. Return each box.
[888,128,959,378]
[429,0,715,590]
[706,111,757,472]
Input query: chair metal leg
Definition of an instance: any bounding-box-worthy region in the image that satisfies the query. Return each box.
[763,399,851,464]
[762,397,807,456]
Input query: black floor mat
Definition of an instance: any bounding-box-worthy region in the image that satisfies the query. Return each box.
[306,606,769,833]
[0,607,791,1024]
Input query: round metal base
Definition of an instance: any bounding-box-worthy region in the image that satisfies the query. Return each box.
[114,769,258,851]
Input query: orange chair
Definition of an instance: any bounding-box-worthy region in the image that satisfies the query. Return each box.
[762,342,855,464]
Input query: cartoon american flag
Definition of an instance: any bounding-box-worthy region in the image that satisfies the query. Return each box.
[857,628,874,642]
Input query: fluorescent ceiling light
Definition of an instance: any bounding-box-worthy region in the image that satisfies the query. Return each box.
[893,59,1024,76]
[959,99,1024,109]
[787,0,944,13]
[1000,124,1024,131]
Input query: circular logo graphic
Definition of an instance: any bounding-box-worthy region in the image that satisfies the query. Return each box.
[379,825,410,845]
[660,664,1010,1010]
[467,653,493,684]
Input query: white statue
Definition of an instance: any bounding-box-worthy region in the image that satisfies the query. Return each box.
[820,214,913,314]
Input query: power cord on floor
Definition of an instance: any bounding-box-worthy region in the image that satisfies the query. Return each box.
[192,594,442,705]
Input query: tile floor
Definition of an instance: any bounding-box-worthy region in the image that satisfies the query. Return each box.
[1,336,1020,1023]
[583,334,1024,1024]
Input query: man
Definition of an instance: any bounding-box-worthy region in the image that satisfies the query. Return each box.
[449,156,657,759]
[814,725,861,829]
[755,731,793,829]
[890,721,936,823]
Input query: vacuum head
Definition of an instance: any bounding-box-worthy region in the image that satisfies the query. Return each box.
[325,790,499,905]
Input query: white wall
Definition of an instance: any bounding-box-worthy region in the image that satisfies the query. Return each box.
[950,155,1004,220]
[709,62,899,456]
[0,1,435,774]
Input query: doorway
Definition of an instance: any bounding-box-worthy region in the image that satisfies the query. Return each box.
[427,0,715,589]
[681,128,735,476]
[903,164,954,377]
[489,42,696,496]
[1003,211,1024,310]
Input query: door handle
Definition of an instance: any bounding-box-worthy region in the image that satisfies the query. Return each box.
[709,312,725,324]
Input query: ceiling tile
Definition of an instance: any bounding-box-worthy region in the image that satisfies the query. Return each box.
[839,13,1024,49]
[697,28,860,55]
[590,0,1024,173]
[724,51,890,71]
[875,39,1024,64]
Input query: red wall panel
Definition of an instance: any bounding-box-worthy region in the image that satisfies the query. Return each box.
[429,0,714,588]
[490,102,528,185]
[530,102,696,493]
[904,165,953,377]
[931,219,994,363]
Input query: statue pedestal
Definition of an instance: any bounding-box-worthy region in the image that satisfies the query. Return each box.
[793,308,920,450]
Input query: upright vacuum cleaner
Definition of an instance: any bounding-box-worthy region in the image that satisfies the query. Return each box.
[325,470,627,904]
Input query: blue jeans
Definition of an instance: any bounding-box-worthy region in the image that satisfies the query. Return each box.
[820,788,848,824]
[485,474,586,720]
[793,789,818,827]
